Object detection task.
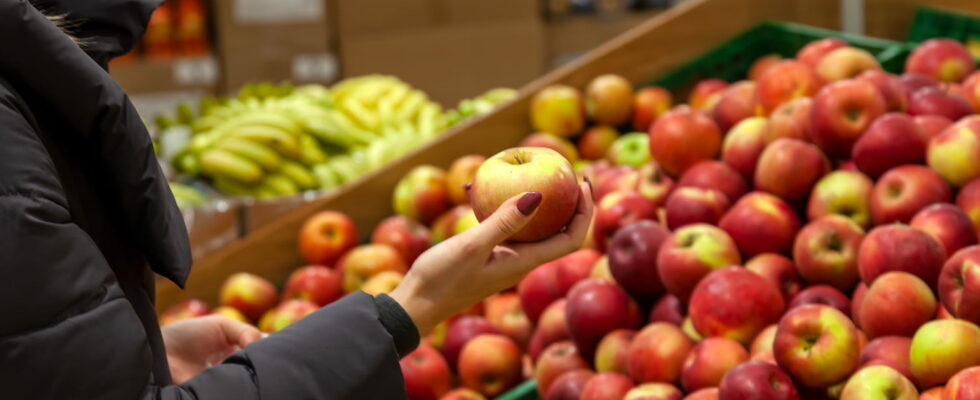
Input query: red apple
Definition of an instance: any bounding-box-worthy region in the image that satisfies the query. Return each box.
[401,343,452,400]
[484,293,533,349]
[535,341,590,397]
[636,161,676,206]
[870,165,951,225]
[915,115,953,140]
[721,117,768,180]
[816,47,882,82]
[859,272,936,338]
[609,220,670,300]
[545,369,594,400]
[430,205,470,244]
[856,70,909,112]
[745,253,803,302]
[594,190,657,251]
[554,249,602,295]
[518,263,561,324]
[586,74,633,126]
[624,383,683,400]
[690,267,786,345]
[927,117,980,188]
[912,203,978,255]
[905,38,977,83]
[899,73,939,95]
[281,265,342,307]
[859,336,913,381]
[338,244,407,293]
[719,192,801,257]
[628,322,695,384]
[756,60,822,115]
[372,215,432,265]
[458,334,522,397]
[852,113,930,178]
[595,329,636,374]
[958,179,980,237]
[851,283,869,327]
[808,79,887,158]
[766,97,813,143]
[633,86,673,132]
[681,337,749,392]
[531,85,585,137]
[788,285,851,316]
[439,388,487,400]
[773,304,861,388]
[579,125,620,160]
[447,155,487,205]
[964,71,980,112]
[566,278,642,359]
[792,215,865,291]
[718,360,801,400]
[939,245,980,325]
[797,38,849,69]
[749,54,784,80]
[754,138,830,203]
[521,133,580,163]
[858,223,946,287]
[689,79,729,111]
[657,223,742,302]
[443,316,499,370]
[751,325,778,356]
[908,87,974,121]
[257,299,318,333]
[664,187,730,229]
[529,299,571,360]
[712,80,758,132]
[394,165,452,225]
[910,319,980,388]
[219,272,278,322]
[839,365,918,400]
[946,365,980,400]
[298,210,358,267]
[581,372,635,400]
[807,170,874,228]
[470,147,580,242]
[159,299,210,326]
[684,388,719,400]
[649,294,685,326]
[921,387,945,400]
[649,106,723,176]
[677,160,748,204]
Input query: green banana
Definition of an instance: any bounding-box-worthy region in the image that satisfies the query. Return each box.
[213,177,255,196]
[173,151,201,176]
[214,137,282,172]
[298,134,329,165]
[341,98,381,131]
[262,173,299,196]
[176,103,196,125]
[313,163,342,190]
[394,90,426,122]
[279,160,318,190]
[199,148,264,184]
[226,125,301,159]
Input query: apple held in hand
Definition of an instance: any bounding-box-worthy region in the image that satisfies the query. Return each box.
[808,79,887,158]
[586,74,634,126]
[839,365,918,400]
[470,147,579,242]
[458,334,522,397]
[657,223,741,302]
[531,85,586,137]
[910,319,980,388]
[718,360,801,400]
[649,105,722,177]
[792,215,865,292]
[633,86,673,132]
[807,170,874,229]
[298,210,358,267]
[282,265,343,307]
[689,267,785,345]
[401,343,452,400]
[905,38,977,83]
[219,272,278,322]
[773,304,861,388]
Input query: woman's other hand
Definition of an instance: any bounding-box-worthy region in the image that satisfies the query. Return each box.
[162,315,262,384]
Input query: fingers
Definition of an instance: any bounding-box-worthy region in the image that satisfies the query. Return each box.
[497,182,595,268]
[215,315,263,347]
[464,191,542,249]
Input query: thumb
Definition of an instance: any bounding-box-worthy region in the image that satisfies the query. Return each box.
[217,316,262,347]
[468,192,542,246]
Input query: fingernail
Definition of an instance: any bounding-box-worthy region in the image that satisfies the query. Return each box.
[517,192,542,216]
[583,176,593,193]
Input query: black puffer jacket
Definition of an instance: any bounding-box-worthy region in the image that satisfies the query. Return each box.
[0,1,414,398]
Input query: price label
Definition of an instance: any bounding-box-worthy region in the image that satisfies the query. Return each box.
[292,53,338,82]
[173,57,219,86]
[233,0,324,24]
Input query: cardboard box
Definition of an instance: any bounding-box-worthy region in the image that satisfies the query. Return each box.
[546,10,663,68]
[440,0,540,24]
[336,0,538,36]
[341,20,545,106]
[110,56,219,95]
[214,0,337,92]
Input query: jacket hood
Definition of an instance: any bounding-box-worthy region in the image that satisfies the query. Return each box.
[30,0,161,69]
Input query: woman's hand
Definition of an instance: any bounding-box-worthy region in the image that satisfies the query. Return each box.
[390,181,594,335]
[162,315,262,384]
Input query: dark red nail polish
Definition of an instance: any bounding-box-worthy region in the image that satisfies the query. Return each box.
[517,192,542,216]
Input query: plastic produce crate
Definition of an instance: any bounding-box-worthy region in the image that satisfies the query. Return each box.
[650,21,904,93]
[907,6,980,44]
[496,380,539,400]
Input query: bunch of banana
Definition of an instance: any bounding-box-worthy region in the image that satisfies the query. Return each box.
[445,87,518,127]
[169,182,209,209]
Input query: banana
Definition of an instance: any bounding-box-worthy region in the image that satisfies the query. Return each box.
[416,102,443,138]
[212,177,255,197]
[262,173,299,196]
[225,112,303,138]
[328,110,380,140]
[394,90,426,123]
[214,137,282,172]
[199,148,264,184]
[176,103,196,125]
[173,151,201,176]
[298,134,329,165]
[313,163,342,190]
[226,125,301,159]
[279,160,318,190]
[340,98,381,131]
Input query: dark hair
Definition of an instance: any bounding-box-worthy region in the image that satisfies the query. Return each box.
[44,13,80,45]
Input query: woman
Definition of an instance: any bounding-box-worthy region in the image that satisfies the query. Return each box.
[0,0,594,398]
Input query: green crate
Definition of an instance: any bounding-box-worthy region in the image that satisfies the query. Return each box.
[496,380,539,400]
[649,21,904,94]
[907,6,980,44]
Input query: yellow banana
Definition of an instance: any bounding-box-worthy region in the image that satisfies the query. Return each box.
[227,112,303,138]
[213,177,255,196]
[280,160,319,190]
[262,173,300,196]
[340,98,381,131]
[173,151,201,176]
[395,90,426,123]
[226,125,302,160]
[199,148,264,184]
[313,163,342,190]
[214,137,282,172]
[298,134,329,165]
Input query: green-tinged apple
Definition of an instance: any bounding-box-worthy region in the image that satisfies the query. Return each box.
[792,215,865,291]
[773,304,861,388]
[591,255,614,282]
[338,244,407,293]
[656,223,741,302]
[719,192,801,257]
[721,116,768,180]
[807,170,874,229]
[689,79,729,111]
[361,270,403,295]
[298,210,358,267]
[586,74,633,126]
[430,205,470,244]
[940,246,980,325]
[870,165,951,225]
[756,60,822,115]
[401,343,452,400]
[159,299,209,326]
[535,341,590,397]
[681,337,749,392]
[746,253,803,302]
[718,360,801,400]
[623,383,683,400]
[677,160,748,204]
[749,54,783,80]
[627,322,694,384]
[633,86,673,131]
[578,125,619,160]
[927,119,980,188]
[690,267,786,345]
[447,155,487,205]
[816,47,882,82]
[635,161,675,206]
[905,38,977,83]
[453,208,479,235]
[797,38,849,69]
[664,187,730,229]
[912,203,978,255]
[712,80,758,132]
[458,334,522,397]
[521,133,580,162]
[858,224,945,287]
[751,324,778,356]
[754,138,830,203]
[858,272,936,338]
[839,365,917,400]
[219,272,278,322]
[282,265,342,306]
[765,97,812,143]
[946,365,980,400]
[808,79,887,158]
[852,113,931,178]
[257,299,318,333]
[857,70,908,112]
[609,220,670,300]
[649,105,722,176]
[470,147,579,242]
[608,132,651,167]
[394,165,452,225]
[372,215,432,265]
[595,329,636,374]
[910,319,980,388]
[580,372,635,400]
[531,85,585,137]
[683,316,703,342]
[565,278,642,359]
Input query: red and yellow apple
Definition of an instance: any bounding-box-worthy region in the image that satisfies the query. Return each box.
[689,266,786,345]
[756,60,822,115]
[797,38,849,69]
[912,203,978,256]
[858,223,946,287]
[535,341,590,397]
[633,86,673,132]
[773,304,861,388]
[372,215,432,265]
[927,118,980,188]
[721,116,768,180]
[282,265,343,306]
[754,138,831,203]
[807,170,874,228]
[656,223,741,302]
[338,244,407,293]
[401,343,452,400]
[719,192,801,257]
[808,79,887,158]
[870,165,951,225]
[531,85,586,137]
[680,337,749,392]
[447,155,487,205]
[765,97,812,143]
[219,272,278,322]
[905,38,977,83]
[586,74,634,126]
[816,47,882,82]
[627,322,695,384]
[649,106,722,176]
[910,319,980,388]
[298,210,358,267]
[458,334,522,397]
[578,125,619,160]
[839,365,918,400]
[792,215,865,291]
[595,329,636,375]
[858,272,936,338]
